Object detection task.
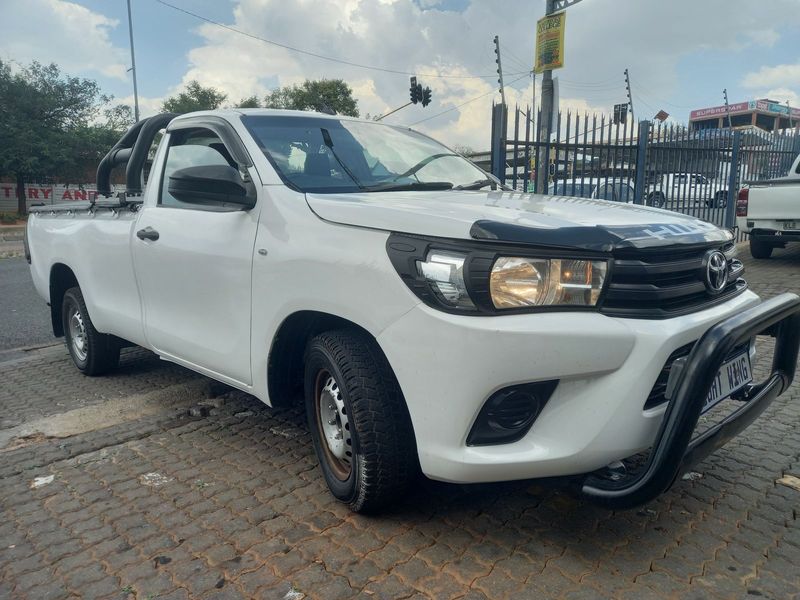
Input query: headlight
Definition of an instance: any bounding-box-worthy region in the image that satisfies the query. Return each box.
[417,251,475,309]
[490,257,607,308]
[387,233,610,315]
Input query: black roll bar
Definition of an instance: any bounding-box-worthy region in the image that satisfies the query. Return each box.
[95,113,178,199]
[96,119,147,197]
[125,113,177,195]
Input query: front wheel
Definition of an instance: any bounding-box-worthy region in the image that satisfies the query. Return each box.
[304,330,417,513]
[712,192,727,208]
[62,287,120,375]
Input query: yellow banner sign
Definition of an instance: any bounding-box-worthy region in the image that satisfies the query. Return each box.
[535,11,566,73]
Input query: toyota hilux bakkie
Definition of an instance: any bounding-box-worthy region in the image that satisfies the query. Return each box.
[25,110,800,512]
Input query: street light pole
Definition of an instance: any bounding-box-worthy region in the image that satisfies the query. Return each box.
[126,0,140,122]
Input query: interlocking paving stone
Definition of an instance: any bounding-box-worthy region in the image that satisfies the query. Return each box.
[1,243,800,598]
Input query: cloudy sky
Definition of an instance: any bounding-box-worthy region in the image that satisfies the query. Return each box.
[3,0,800,149]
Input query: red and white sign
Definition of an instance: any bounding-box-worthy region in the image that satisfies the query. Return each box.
[690,102,751,120]
[690,98,800,121]
[0,183,121,212]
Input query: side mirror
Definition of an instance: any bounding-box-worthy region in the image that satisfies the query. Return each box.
[168,165,255,209]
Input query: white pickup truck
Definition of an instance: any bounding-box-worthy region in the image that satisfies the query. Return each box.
[25,110,800,512]
[737,153,800,259]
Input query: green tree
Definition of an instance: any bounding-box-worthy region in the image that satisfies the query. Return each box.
[62,104,135,183]
[236,95,261,108]
[0,60,108,214]
[264,79,359,117]
[162,80,227,114]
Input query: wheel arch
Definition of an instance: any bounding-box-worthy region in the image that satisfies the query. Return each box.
[49,263,79,337]
[266,310,391,408]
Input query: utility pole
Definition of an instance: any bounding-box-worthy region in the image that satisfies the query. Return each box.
[723,88,732,130]
[126,0,140,122]
[624,68,635,124]
[535,0,556,193]
[493,35,506,109]
[787,100,793,130]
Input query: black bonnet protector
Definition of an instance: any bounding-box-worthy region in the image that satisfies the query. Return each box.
[470,219,733,252]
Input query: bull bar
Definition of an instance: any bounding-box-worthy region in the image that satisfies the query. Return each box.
[581,292,800,509]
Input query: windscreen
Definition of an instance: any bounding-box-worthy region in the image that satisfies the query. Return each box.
[242,115,489,193]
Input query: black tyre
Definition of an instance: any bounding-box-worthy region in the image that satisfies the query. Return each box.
[749,238,773,259]
[62,286,120,375]
[304,329,417,512]
[713,192,727,208]
[648,192,665,208]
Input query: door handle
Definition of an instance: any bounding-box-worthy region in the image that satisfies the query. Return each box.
[136,227,159,241]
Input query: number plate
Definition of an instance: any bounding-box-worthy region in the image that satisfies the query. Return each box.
[782,221,797,230]
[703,351,752,413]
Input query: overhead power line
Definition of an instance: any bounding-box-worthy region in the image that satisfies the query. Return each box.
[154,0,528,80]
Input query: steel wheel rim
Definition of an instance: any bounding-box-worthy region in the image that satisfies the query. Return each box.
[315,369,352,480]
[68,304,88,362]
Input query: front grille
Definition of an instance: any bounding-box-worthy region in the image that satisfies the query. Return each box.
[601,242,746,319]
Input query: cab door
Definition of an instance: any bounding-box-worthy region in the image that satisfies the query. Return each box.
[132,125,259,386]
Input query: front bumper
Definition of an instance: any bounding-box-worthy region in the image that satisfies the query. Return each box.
[581,292,800,508]
[378,290,799,494]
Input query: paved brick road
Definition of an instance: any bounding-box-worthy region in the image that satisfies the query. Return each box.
[2,244,800,599]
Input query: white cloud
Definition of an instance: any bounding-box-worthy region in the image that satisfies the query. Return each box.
[114,94,166,119]
[5,0,800,148]
[762,88,800,107]
[742,63,800,90]
[742,62,800,109]
[161,0,800,149]
[742,29,781,48]
[0,0,129,80]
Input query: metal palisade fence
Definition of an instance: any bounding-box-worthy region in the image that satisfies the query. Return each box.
[489,104,800,235]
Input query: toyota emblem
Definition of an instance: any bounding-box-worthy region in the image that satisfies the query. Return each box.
[704,250,728,294]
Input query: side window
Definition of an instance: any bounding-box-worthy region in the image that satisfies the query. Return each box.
[160,128,237,208]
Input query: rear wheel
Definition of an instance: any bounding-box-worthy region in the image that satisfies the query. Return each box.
[304,329,417,513]
[648,192,665,208]
[62,287,120,375]
[713,191,727,208]
[749,238,773,259]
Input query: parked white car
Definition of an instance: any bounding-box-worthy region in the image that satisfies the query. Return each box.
[24,109,800,512]
[548,178,635,203]
[646,173,729,208]
[737,153,800,259]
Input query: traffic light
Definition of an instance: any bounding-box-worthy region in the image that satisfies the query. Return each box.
[409,76,420,104]
[421,87,432,107]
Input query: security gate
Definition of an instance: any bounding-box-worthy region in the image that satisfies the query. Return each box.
[490,104,800,231]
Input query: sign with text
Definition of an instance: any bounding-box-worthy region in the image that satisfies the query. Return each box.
[690,99,800,120]
[0,183,121,212]
[535,11,566,73]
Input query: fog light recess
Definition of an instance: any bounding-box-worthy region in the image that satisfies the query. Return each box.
[466,380,559,446]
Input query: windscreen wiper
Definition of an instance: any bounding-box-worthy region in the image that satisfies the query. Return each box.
[453,178,497,191]
[362,181,454,192]
[320,128,364,189]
